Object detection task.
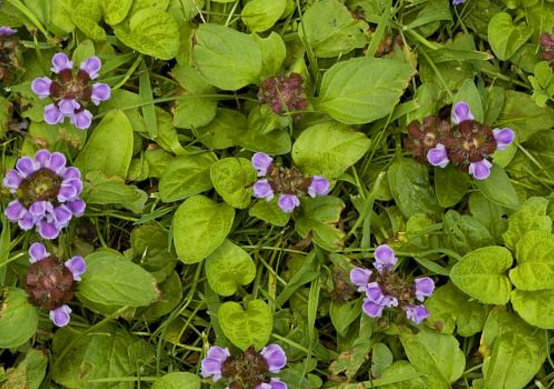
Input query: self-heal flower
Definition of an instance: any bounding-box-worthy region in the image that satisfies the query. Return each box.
[350,267,372,292]
[451,101,474,124]
[451,0,467,5]
[427,143,449,168]
[0,26,17,36]
[253,179,275,201]
[404,305,430,325]
[308,176,330,198]
[278,194,300,213]
[256,378,288,389]
[3,150,86,239]
[258,73,308,120]
[200,346,230,382]
[469,159,492,180]
[414,277,435,302]
[261,344,287,373]
[31,54,111,130]
[252,152,273,177]
[374,244,397,273]
[24,242,86,327]
[493,128,515,151]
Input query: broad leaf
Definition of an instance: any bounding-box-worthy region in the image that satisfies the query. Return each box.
[509,230,554,291]
[218,300,273,350]
[502,197,552,251]
[0,287,39,349]
[210,158,257,209]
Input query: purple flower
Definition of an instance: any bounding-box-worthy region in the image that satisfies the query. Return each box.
[91,83,111,105]
[277,194,300,213]
[404,304,429,325]
[80,57,102,80]
[256,379,288,389]
[469,159,492,180]
[0,26,17,36]
[493,128,515,151]
[451,101,474,124]
[350,267,372,292]
[29,242,49,263]
[365,282,385,304]
[200,346,230,382]
[71,109,93,130]
[65,256,86,281]
[58,99,80,116]
[44,104,64,125]
[51,53,73,73]
[252,152,273,177]
[414,277,435,302]
[260,344,287,373]
[2,150,85,239]
[49,304,72,327]
[253,180,275,201]
[362,298,384,318]
[427,143,449,168]
[308,176,330,198]
[31,77,52,98]
[374,244,397,273]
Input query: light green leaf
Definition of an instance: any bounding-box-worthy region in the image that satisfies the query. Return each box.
[159,153,217,202]
[242,0,286,32]
[152,372,201,389]
[196,109,244,150]
[0,287,39,349]
[475,164,520,210]
[173,195,235,264]
[502,197,552,250]
[218,300,273,350]
[317,57,415,124]
[509,230,554,291]
[296,196,346,251]
[488,12,532,61]
[71,0,106,41]
[104,0,133,25]
[210,158,257,209]
[254,32,287,78]
[449,246,513,305]
[249,200,291,227]
[511,288,554,329]
[292,122,370,179]
[400,328,466,389]
[443,210,494,256]
[453,79,484,122]
[3,349,48,389]
[193,24,262,90]
[205,240,256,296]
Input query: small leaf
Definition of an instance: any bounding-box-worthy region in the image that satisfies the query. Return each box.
[210,158,257,209]
[509,230,554,291]
[71,0,106,41]
[475,164,520,210]
[295,196,346,251]
[218,300,273,350]
[488,12,532,61]
[241,0,286,32]
[249,200,291,227]
[511,288,554,329]
[173,195,235,264]
[104,0,133,25]
[449,246,513,305]
[0,287,39,349]
[435,165,471,208]
[502,197,552,250]
[205,240,256,296]
[152,372,201,389]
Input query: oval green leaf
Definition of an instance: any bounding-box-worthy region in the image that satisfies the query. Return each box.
[210,158,257,209]
[218,300,273,350]
[0,287,39,349]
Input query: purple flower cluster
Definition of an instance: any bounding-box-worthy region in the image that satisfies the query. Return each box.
[3,150,85,239]
[540,28,554,64]
[350,245,435,325]
[201,344,287,389]
[406,101,515,180]
[252,152,330,213]
[31,53,111,130]
[258,73,308,120]
[24,242,86,327]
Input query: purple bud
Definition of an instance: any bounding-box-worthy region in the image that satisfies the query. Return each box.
[38,221,60,240]
[365,281,385,304]
[58,99,80,116]
[251,152,273,176]
[65,256,86,281]
[350,267,372,292]
[200,346,230,382]
[451,101,474,124]
[0,26,17,36]
[404,304,429,325]
[374,244,397,273]
[414,277,435,302]
[16,156,39,177]
[493,128,515,151]
[49,304,72,327]
[427,143,449,168]
[362,298,384,318]
[469,159,492,180]
[253,179,275,201]
[71,110,93,130]
[51,53,73,73]
[277,194,300,213]
[91,83,111,105]
[80,57,102,79]
[29,242,49,263]
[308,176,330,198]
[2,169,22,193]
[261,344,287,373]
[44,104,64,125]
[31,77,52,99]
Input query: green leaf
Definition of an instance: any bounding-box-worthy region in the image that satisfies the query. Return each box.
[195,109,244,150]
[0,287,39,349]
[137,272,182,322]
[193,24,262,90]
[104,0,133,25]
[159,153,217,202]
[249,200,291,227]
[218,300,273,350]
[241,0,286,32]
[330,299,362,337]
[469,192,508,244]
[449,246,513,305]
[481,308,547,389]
[317,57,415,124]
[388,157,442,218]
[292,122,370,179]
[511,288,554,329]
[487,12,532,61]
[502,197,552,251]
[77,250,160,309]
[425,282,490,337]
[114,9,180,60]
[453,79,484,122]
[152,372,201,389]
[509,230,554,291]
[205,240,256,296]
[299,0,367,58]
[435,165,472,208]
[379,361,426,389]
[443,210,494,256]
[75,110,134,178]
[254,32,286,79]
[71,0,106,41]
[173,195,235,264]
[475,164,520,210]
[3,349,48,389]
[210,158,257,209]
[83,171,148,214]
[400,328,466,389]
[130,223,177,283]
[296,196,346,251]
